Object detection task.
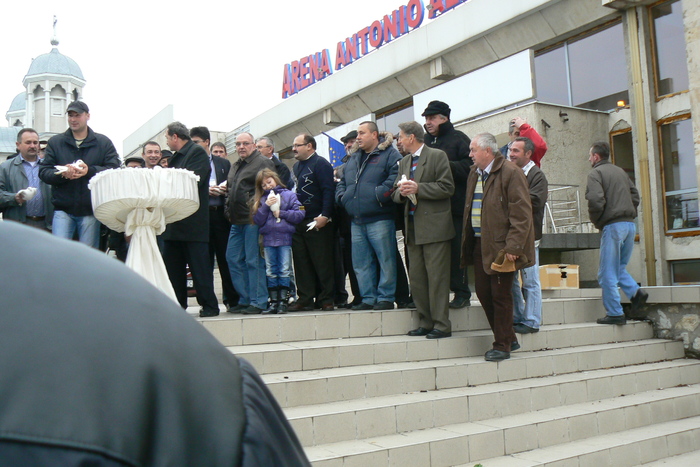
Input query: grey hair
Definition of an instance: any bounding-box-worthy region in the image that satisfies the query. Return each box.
[255,136,275,150]
[397,121,425,143]
[473,133,499,154]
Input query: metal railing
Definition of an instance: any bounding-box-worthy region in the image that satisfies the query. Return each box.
[545,184,586,233]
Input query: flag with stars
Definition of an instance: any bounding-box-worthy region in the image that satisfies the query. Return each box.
[324,132,345,168]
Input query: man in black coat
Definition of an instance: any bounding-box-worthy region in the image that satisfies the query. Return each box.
[162,122,219,317]
[422,100,473,309]
[0,221,310,467]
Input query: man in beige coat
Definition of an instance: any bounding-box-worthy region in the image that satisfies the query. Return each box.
[461,133,535,361]
[393,121,455,339]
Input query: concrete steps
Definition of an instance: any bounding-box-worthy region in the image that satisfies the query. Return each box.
[193,294,700,466]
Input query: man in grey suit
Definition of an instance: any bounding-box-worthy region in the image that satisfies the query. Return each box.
[392,121,455,339]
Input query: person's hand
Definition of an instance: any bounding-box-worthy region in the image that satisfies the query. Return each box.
[209,186,222,197]
[512,117,526,130]
[14,193,24,205]
[265,194,277,206]
[506,253,519,263]
[399,179,418,196]
[72,161,88,178]
[314,215,328,229]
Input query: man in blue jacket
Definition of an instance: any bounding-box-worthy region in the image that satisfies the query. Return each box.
[39,101,120,248]
[336,121,402,310]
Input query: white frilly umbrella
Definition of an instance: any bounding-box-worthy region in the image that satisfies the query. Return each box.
[89,167,200,303]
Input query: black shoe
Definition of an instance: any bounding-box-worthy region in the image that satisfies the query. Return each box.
[596,315,626,325]
[511,342,521,351]
[449,296,470,308]
[373,301,394,310]
[513,323,539,334]
[426,329,452,339]
[630,288,649,314]
[352,302,374,311]
[227,303,247,314]
[288,302,313,312]
[485,349,510,361]
[407,327,431,336]
[199,309,219,318]
[241,305,264,315]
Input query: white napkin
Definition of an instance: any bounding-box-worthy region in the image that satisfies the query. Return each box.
[18,187,37,201]
[397,174,417,204]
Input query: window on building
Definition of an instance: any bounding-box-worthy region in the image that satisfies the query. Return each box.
[660,116,698,232]
[671,259,700,285]
[651,0,689,97]
[376,104,413,135]
[535,22,628,111]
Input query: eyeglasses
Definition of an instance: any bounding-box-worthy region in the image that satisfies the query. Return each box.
[292,143,309,148]
[235,142,253,147]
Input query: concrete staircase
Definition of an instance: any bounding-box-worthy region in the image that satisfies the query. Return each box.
[193,290,700,466]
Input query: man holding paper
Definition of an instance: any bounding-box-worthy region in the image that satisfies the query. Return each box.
[393,121,455,339]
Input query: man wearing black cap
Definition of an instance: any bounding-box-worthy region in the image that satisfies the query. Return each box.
[422,100,473,309]
[39,101,120,249]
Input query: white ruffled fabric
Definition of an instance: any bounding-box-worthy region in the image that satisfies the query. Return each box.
[89,167,200,303]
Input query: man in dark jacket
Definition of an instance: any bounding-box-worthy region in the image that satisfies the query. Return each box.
[0,128,53,230]
[256,136,294,190]
[422,100,473,309]
[508,137,549,334]
[289,133,336,312]
[225,132,275,314]
[39,101,120,248]
[586,141,646,325]
[0,221,310,467]
[336,121,401,311]
[162,122,219,317]
[461,133,535,362]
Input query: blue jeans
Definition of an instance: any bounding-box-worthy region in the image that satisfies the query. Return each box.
[351,219,397,305]
[226,224,268,309]
[264,245,292,289]
[512,246,541,329]
[52,210,101,249]
[599,222,639,317]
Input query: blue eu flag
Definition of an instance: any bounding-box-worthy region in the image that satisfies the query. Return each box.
[324,132,345,168]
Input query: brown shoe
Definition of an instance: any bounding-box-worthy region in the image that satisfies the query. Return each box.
[322,304,335,311]
[288,302,313,312]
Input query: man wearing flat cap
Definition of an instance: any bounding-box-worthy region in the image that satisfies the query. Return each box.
[39,100,120,249]
[422,100,473,309]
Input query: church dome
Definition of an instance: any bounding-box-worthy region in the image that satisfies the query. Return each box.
[25,48,84,80]
[8,93,26,112]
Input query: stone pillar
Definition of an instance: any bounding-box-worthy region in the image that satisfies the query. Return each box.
[44,81,51,134]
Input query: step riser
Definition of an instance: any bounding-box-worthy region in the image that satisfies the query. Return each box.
[234,318,650,376]
[201,298,604,347]
[265,334,674,409]
[290,361,700,447]
[306,388,700,467]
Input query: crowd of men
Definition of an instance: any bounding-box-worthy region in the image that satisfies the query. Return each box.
[0,99,647,362]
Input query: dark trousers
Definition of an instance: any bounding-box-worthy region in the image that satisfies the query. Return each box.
[473,238,516,352]
[164,240,219,313]
[333,231,349,304]
[292,221,335,306]
[208,207,239,307]
[395,242,411,305]
[340,235,361,304]
[451,215,472,300]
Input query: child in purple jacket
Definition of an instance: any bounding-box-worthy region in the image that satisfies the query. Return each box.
[252,168,304,314]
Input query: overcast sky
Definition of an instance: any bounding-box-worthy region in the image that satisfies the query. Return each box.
[2,0,423,154]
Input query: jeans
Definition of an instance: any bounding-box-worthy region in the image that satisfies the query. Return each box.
[226,224,268,309]
[264,245,292,289]
[52,210,101,249]
[351,219,397,305]
[512,246,541,329]
[598,222,639,317]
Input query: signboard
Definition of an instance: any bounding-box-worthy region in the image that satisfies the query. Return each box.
[282,0,469,98]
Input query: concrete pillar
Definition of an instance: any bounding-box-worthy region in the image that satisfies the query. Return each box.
[683,0,700,205]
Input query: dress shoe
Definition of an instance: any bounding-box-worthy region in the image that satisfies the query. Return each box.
[397,301,416,309]
[241,305,264,315]
[630,288,649,314]
[351,302,374,311]
[485,349,510,361]
[426,329,452,339]
[199,309,219,318]
[288,302,313,312]
[373,301,394,310]
[513,323,539,334]
[407,327,431,336]
[511,341,521,351]
[449,296,470,309]
[596,314,626,325]
[322,304,335,311]
[227,303,247,314]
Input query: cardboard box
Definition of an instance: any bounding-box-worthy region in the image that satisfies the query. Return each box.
[540,264,580,289]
